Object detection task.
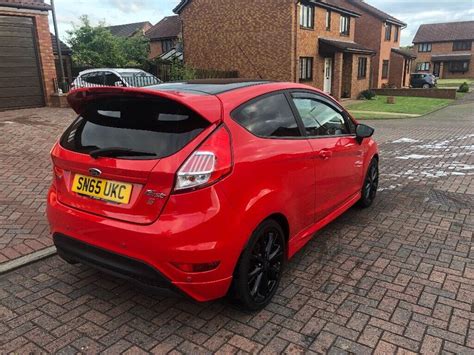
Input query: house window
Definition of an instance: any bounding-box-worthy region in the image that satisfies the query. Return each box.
[418,43,432,52]
[299,57,313,81]
[300,4,314,29]
[161,39,174,53]
[382,60,389,79]
[358,57,367,79]
[449,61,470,72]
[416,62,431,71]
[394,26,399,42]
[385,23,392,41]
[325,10,331,31]
[453,41,472,51]
[340,15,350,36]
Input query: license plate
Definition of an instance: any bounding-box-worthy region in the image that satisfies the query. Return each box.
[72,174,132,204]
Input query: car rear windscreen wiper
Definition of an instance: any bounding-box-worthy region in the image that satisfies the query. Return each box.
[89,147,156,159]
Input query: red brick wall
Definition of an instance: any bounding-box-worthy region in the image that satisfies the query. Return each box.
[338,0,403,88]
[297,5,357,91]
[389,52,404,88]
[180,0,295,81]
[149,38,179,59]
[0,8,56,106]
[414,41,474,79]
[350,54,371,98]
[373,88,457,100]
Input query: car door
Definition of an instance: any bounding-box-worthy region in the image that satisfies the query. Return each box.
[230,92,317,235]
[290,91,364,221]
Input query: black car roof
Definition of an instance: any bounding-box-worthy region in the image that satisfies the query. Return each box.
[149,79,272,95]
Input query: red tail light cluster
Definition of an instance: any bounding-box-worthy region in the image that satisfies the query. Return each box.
[174,125,233,192]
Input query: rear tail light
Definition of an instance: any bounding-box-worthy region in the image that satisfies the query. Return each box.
[52,166,64,188]
[174,125,233,192]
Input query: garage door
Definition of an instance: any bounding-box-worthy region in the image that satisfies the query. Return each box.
[0,15,44,110]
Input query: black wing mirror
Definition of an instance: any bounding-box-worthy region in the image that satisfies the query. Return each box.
[356,124,374,144]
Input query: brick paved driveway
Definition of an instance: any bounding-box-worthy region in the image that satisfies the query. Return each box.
[0,99,473,353]
[0,108,74,264]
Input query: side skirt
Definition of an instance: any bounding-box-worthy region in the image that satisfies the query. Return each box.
[287,192,361,259]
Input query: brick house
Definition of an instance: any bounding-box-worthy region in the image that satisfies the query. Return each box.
[329,0,414,88]
[413,21,474,79]
[0,0,56,110]
[146,16,182,59]
[174,0,375,100]
[105,21,152,38]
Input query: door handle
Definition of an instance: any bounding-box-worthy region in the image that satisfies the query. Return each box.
[318,150,333,160]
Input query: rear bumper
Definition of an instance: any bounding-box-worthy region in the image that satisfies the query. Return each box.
[54,233,177,292]
[47,185,239,302]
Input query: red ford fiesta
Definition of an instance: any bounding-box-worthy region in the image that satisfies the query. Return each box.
[47,80,379,311]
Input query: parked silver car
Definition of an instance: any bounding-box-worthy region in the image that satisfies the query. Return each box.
[71,68,161,89]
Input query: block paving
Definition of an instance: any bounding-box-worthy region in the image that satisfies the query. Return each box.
[0,98,473,353]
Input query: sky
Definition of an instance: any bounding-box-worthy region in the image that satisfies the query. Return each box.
[49,0,474,46]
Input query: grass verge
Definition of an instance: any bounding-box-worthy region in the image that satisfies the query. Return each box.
[346,96,453,119]
[437,79,474,88]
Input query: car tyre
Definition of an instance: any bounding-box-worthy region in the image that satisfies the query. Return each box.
[422,83,431,89]
[229,219,285,312]
[358,158,379,208]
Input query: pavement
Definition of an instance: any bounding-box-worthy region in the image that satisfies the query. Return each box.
[0,97,473,353]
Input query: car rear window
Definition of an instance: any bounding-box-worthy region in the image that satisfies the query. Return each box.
[60,98,210,159]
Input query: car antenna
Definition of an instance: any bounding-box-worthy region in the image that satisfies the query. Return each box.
[237,44,263,79]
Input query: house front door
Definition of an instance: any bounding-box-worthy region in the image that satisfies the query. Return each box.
[433,62,441,77]
[323,58,332,94]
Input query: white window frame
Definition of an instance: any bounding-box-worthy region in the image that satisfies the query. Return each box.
[299,57,313,81]
[300,4,314,29]
[418,43,432,52]
[340,15,350,35]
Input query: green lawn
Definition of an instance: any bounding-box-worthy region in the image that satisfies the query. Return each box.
[437,78,474,88]
[346,96,453,118]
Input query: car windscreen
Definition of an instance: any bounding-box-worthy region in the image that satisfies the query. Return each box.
[121,73,160,87]
[60,98,210,160]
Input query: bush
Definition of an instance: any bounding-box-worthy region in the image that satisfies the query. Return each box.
[458,82,469,93]
[358,89,376,100]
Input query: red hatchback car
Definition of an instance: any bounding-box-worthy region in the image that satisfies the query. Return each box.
[47,80,379,311]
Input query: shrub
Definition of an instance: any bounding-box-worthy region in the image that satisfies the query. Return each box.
[358,89,376,100]
[458,82,469,93]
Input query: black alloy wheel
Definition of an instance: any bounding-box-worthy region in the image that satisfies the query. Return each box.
[231,219,285,312]
[359,159,379,208]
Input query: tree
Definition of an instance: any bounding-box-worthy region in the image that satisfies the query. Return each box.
[68,15,149,68]
[120,34,150,67]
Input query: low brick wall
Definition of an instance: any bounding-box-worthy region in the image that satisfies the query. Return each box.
[372,88,457,100]
[50,94,70,108]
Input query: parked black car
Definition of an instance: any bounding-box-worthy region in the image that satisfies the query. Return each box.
[410,73,437,88]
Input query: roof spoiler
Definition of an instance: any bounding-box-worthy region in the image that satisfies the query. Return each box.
[66,87,222,123]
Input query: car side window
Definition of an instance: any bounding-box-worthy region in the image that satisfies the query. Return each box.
[291,94,351,137]
[232,93,301,138]
[104,72,122,86]
[83,72,104,85]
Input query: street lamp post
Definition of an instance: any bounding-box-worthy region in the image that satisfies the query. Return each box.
[50,0,66,92]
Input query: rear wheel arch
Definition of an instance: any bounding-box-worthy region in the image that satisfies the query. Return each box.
[266,213,290,253]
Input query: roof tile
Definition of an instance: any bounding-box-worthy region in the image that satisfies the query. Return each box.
[146,16,181,40]
[105,21,152,38]
[413,21,474,43]
[0,0,51,10]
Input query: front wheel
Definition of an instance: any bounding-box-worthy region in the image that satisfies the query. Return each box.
[359,158,379,208]
[230,219,285,312]
[422,83,431,89]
